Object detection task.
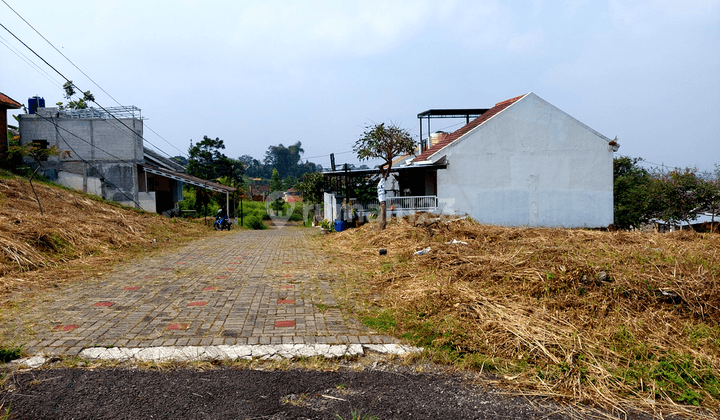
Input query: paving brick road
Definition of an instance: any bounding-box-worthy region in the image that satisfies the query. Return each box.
[21,227,400,358]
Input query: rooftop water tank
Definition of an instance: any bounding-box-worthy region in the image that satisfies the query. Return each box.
[28,96,45,114]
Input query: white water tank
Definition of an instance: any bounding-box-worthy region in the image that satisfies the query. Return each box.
[429,131,446,148]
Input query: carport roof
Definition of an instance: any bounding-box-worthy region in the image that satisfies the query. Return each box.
[141,164,236,193]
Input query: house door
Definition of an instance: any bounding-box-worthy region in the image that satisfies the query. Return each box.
[424,170,437,196]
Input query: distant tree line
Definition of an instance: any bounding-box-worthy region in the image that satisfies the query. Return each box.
[172,137,324,215]
[238,141,322,181]
[614,157,720,231]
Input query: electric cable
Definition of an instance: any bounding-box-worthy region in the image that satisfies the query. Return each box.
[0,21,177,160]
[52,119,141,207]
[0,34,63,88]
[2,2,188,158]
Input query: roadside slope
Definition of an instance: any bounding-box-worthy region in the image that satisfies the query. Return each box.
[0,174,209,295]
[325,216,720,418]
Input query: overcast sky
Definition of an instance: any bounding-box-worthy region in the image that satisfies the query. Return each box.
[2,0,718,172]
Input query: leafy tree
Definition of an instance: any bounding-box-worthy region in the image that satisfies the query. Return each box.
[264,142,304,178]
[186,136,238,182]
[354,123,415,230]
[295,172,329,204]
[21,143,63,214]
[170,155,188,167]
[652,168,715,231]
[56,82,94,110]
[269,168,284,213]
[613,157,655,229]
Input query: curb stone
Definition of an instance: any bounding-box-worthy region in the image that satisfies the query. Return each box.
[9,344,422,368]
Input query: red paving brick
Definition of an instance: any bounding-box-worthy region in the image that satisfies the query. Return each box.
[24,229,395,355]
[54,325,79,332]
[94,301,114,307]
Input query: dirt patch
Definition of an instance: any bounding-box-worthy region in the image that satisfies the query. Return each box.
[0,362,670,420]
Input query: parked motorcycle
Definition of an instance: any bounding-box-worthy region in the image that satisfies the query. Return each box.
[214,210,232,231]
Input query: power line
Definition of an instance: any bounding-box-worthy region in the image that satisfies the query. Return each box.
[303,150,353,160]
[33,111,143,171]
[2,0,124,108]
[144,125,187,157]
[0,33,63,88]
[52,121,141,208]
[0,20,177,160]
[1,1,187,158]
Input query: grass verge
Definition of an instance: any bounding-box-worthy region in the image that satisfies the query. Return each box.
[323,215,720,418]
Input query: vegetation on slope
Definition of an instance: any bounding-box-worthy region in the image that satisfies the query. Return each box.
[325,216,720,418]
[0,172,211,295]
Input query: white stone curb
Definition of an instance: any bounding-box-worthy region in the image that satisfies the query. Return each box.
[9,344,422,368]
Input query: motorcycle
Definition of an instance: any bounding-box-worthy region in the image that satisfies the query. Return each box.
[214,213,232,231]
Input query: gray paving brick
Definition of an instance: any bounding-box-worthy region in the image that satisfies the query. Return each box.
[22,228,403,357]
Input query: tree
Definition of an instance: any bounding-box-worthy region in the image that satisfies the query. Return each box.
[652,168,715,231]
[186,136,236,181]
[613,157,655,229]
[295,172,329,205]
[269,168,284,214]
[56,82,94,110]
[264,142,304,178]
[354,123,415,230]
[170,155,188,167]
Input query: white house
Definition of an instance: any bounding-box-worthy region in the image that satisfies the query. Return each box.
[325,92,618,228]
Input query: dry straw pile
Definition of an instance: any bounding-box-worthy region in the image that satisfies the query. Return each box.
[0,176,204,295]
[328,215,719,417]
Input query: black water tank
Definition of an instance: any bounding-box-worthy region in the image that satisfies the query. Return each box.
[28,96,45,114]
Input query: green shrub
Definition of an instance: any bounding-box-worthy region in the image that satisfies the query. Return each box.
[0,345,22,363]
[245,216,266,230]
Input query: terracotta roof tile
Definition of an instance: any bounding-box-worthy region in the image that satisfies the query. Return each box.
[412,93,527,162]
[0,93,22,109]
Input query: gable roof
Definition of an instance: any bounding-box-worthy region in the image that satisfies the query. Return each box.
[0,93,22,109]
[412,93,528,162]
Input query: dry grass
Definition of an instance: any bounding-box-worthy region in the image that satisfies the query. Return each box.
[0,175,211,296]
[325,215,720,418]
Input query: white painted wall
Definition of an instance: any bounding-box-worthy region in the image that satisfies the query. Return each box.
[435,93,614,227]
[57,171,102,196]
[138,191,157,213]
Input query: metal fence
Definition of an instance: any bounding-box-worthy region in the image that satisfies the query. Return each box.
[388,195,438,210]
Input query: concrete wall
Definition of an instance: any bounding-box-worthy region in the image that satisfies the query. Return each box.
[138,191,157,213]
[435,93,614,227]
[18,108,143,206]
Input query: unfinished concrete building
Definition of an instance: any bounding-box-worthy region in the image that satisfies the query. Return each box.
[18,102,234,214]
